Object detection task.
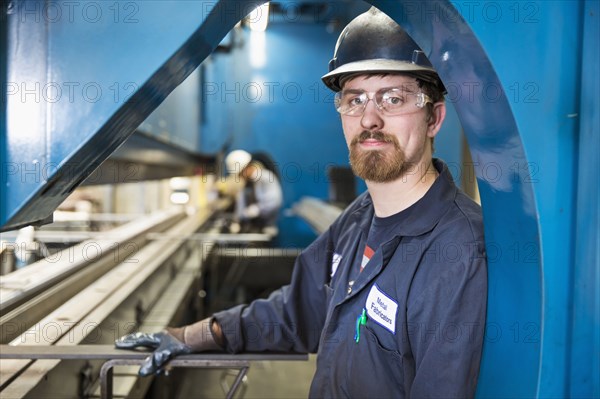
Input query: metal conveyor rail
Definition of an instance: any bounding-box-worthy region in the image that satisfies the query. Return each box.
[0,208,186,344]
[0,201,229,398]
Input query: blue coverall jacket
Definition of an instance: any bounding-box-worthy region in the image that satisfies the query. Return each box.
[214,159,488,398]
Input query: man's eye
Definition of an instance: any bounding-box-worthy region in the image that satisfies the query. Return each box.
[347,96,364,106]
[384,95,405,105]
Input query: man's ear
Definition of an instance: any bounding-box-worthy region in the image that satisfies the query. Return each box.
[427,102,446,138]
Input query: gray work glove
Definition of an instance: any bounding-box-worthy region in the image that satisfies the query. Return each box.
[115,317,223,376]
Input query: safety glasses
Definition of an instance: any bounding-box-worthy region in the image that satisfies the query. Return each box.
[334,88,432,116]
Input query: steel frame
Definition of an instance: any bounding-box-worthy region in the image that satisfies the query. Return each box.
[99,358,249,399]
[0,345,308,399]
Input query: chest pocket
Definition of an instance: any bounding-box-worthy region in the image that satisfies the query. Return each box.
[344,324,405,397]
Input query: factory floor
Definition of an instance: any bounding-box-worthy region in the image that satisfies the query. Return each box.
[173,355,317,398]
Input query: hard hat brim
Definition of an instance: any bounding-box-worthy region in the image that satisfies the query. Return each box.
[322,59,436,92]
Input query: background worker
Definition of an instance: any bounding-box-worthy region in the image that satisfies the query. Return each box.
[222,149,283,234]
[117,8,487,397]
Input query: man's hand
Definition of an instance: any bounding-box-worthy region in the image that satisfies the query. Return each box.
[115,331,192,376]
[115,318,224,376]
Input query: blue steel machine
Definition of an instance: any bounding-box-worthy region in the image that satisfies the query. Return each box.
[1,1,598,397]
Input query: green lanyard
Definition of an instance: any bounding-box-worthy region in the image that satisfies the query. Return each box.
[354,308,368,343]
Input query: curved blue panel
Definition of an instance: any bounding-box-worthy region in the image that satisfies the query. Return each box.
[367,1,543,397]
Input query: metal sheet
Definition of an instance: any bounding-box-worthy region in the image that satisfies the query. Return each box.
[0,345,308,362]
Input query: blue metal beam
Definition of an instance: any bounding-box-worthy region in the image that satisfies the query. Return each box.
[1,0,267,231]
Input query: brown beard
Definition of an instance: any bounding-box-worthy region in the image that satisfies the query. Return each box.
[349,131,410,183]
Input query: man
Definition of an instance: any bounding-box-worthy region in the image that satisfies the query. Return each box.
[222,149,283,233]
[116,8,487,397]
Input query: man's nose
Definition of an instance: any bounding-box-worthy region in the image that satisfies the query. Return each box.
[360,99,384,131]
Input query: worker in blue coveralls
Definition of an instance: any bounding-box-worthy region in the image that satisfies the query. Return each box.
[116,7,488,398]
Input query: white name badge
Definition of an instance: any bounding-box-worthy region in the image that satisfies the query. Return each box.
[365,284,398,334]
[331,253,342,277]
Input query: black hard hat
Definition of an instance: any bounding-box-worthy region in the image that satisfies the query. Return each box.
[322,7,443,92]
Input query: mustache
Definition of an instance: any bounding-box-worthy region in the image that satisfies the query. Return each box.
[351,131,396,146]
